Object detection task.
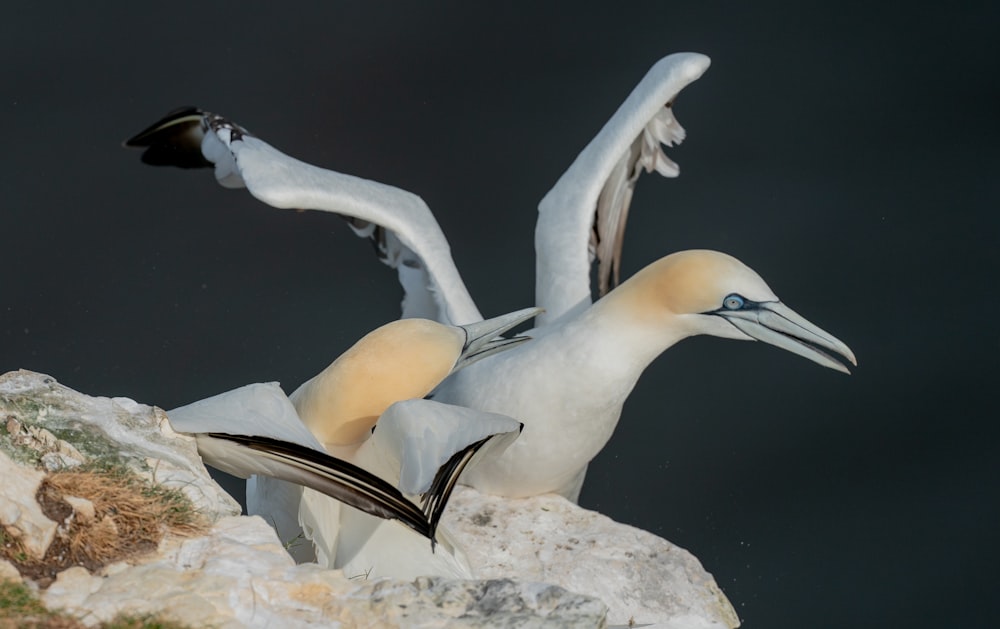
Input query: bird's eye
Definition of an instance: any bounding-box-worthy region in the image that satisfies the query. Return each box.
[723,294,745,310]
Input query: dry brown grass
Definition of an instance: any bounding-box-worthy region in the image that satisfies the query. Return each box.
[1,463,207,585]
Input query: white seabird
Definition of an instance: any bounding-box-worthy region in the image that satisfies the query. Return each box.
[126,52,856,504]
[169,309,537,577]
[437,250,856,499]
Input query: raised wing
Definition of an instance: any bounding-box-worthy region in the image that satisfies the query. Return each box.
[593,105,688,296]
[535,53,711,326]
[169,384,520,543]
[125,108,481,325]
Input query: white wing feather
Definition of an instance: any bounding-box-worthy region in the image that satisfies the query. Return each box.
[126,111,481,325]
[128,54,707,329]
[354,398,522,495]
[171,382,521,576]
[167,382,324,451]
[535,52,711,326]
[318,399,520,580]
[225,134,482,325]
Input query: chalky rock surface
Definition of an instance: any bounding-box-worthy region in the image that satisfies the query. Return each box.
[445,488,740,628]
[0,448,55,560]
[42,516,607,628]
[0,370,739,628]
[0,369,241,523]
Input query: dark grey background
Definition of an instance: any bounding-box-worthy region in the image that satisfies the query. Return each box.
[3,3,996,627]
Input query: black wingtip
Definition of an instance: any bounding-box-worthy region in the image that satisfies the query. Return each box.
[420,434,499,546]
[123,106,213,169]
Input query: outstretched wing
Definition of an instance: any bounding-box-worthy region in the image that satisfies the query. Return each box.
[169,383,520,542]
[125,108,481,325]
[535,53,711,326]
[194,431,434,538]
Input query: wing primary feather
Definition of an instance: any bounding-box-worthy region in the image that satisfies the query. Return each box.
[123,106,213,168]
[419,435,495,549]
[536,53,710,325]
[592,140,639,296]
[201,432,432,539]
[127,106,397,268]
[592,103,686,297]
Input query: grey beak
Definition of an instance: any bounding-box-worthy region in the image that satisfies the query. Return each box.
[719,302,857,374]
[453,307,543,372]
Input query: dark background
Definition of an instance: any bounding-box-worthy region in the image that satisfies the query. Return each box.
[3,3,997,627]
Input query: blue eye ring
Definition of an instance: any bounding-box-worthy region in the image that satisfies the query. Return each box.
[722,294,745,310]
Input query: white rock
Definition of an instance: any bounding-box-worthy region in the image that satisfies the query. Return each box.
[0,370,241,522]
[0,449,56,559]
[40,451,83,471]
[445,486,740,628]
[62,495,96,522]
[0,558,23,580]
[2,370,738,628]
[42,515,607,628]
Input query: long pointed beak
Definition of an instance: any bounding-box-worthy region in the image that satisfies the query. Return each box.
[453,307,543,372]
[719,302,857,374]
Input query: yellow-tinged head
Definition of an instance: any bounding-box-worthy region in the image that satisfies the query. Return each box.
[607,249,856,372]
[292,319,465,447]
[632,250,778,315]
[290,307,541,448]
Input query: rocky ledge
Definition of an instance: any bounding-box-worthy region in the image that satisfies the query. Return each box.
[0,370,738,628]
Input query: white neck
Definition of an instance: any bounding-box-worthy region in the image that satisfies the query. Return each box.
[441,288,694,498]
[572,290,693,385]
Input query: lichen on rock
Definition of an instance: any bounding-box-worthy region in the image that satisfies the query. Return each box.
[0,371,219,588]
[0,370,241,523]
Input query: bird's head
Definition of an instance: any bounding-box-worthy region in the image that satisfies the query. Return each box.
[292,308,540,446]
[618,249,857,373]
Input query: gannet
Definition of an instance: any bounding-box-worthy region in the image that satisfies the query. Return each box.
[169,309,537,578]
[126,52,856,504]
[436,250,856,499]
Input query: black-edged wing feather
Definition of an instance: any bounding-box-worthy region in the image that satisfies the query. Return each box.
[420,435,494,543]
[193,412,522,544]
[195,432,432,539]
[125,106,214,168]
